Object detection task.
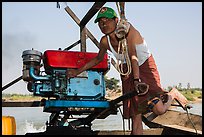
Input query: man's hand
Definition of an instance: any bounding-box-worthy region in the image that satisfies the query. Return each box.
[66,69,79,79]
[115,19,130,39]
[134,81,149,96]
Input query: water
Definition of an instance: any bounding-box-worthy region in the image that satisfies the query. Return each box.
[2,107,50,135]
[170,102,203,116]
[2,103,202,135]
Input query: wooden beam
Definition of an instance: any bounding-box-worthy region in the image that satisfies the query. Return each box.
[64,4,118,70]
[80,2,106,29]
[80,27,86,52]
[163,124,202,135]
[64,6,100,48]
[2,101,42,107]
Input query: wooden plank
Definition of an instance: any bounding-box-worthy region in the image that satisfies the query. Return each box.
[2,101,42,107]
[143,109,202,135]
[25,129,164,135]
[150,109,202,131]
[163,124,202,135]
[25,127,201,135]
[96,129,163,135]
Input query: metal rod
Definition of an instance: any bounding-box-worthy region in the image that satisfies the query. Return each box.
[2,76,22,91]
[64,40,81,51]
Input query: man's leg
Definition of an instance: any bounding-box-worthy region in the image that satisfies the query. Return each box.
[152,88,188,115]
[152,97,173,115]
[131,113,143,135]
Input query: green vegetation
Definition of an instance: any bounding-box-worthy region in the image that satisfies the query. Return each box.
[2,93,42,101]
[167,86,202,101]
[180,90,202,101]
[105,76,120,90]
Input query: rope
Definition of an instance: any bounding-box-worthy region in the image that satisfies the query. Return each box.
[185,106,198,135]
[116,2,122,19]
[116,38,132,76]
[115,2,132,76]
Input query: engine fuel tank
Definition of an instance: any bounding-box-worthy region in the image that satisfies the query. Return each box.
[43,50,109,73]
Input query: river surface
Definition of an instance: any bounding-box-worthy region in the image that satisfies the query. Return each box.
[2,102,202,135]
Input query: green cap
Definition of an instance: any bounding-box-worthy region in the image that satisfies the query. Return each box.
[94,7,117,23]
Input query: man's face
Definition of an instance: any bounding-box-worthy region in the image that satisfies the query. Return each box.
[98,17,117,35]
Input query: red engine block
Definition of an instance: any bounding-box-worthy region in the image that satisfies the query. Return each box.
[43,50,109,72]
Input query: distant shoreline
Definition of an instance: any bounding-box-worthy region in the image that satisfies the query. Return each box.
[2,91,202,104]
[189,98,202,104]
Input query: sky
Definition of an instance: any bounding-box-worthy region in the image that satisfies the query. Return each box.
[2,2,202,94]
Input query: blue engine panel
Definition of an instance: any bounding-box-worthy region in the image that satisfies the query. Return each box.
[30,69,106,100]
[67,71,105,100]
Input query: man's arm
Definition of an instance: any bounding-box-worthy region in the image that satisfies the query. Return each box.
[66,37,108,78]
[75,47,107,75]
[127,25,140,81]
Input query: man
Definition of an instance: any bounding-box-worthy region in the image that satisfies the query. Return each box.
[66,6,188,135]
